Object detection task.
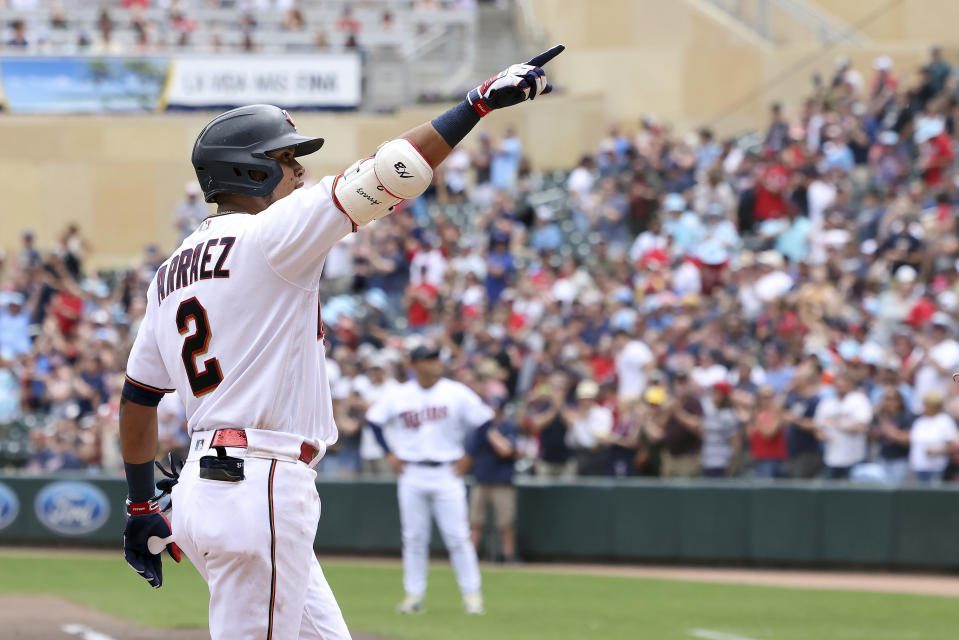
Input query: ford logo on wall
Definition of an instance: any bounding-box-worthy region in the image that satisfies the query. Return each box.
[34,481,110,536]
[0,482,19,531]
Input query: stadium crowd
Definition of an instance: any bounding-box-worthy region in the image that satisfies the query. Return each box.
[0,0,476,55]
[5,47,959,486]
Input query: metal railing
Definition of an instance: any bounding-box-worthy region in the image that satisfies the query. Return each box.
[700,0,870,46]
[514,0,549,59]
[407,8,477,100]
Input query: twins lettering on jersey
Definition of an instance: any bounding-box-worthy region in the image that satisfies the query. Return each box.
[398,405,449,429]
[157,236,235,305]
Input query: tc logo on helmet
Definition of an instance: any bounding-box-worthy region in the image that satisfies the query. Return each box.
[282,109,296,129]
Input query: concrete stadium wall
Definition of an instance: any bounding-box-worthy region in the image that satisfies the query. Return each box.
[529,0,959,50]
[528,0,957,133]
[3,476,959,569]
[810,0,959,43]
[0,93,605,268]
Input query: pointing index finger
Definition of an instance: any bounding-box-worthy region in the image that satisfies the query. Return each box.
[527,44,565,68]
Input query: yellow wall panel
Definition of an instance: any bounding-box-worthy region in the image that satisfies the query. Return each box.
[808,0,959,45]
[99,120,193,163]
[1,161,49,243]
[0,97,612,267]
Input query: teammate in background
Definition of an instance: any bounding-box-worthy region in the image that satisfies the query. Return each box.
[366,343,494,615]
[468,397,521,563]
[119,45,564,639]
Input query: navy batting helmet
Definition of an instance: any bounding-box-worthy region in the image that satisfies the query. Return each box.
[191,104,324,203]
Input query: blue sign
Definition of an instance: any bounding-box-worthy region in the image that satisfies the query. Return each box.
[0,482,19,531]
[0,57,168,113]
[34,481,110,536]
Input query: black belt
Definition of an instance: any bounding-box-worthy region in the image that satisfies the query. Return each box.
[404,460,448,467]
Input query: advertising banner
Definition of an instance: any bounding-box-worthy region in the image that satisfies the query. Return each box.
[0,477,127,543]
[0,481,19,531]
[163,54,361,109]
[33,480,111,536]
[0,57,168,113]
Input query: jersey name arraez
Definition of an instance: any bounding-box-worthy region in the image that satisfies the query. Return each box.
[156,236,235,305]
[125,177,354,445]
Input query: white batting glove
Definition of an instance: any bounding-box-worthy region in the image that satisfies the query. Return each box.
[466,44,564,117]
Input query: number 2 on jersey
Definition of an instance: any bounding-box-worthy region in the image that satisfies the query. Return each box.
[176,297,223,396]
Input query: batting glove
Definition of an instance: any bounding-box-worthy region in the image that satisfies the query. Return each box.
[467,44,564,117]
[155,453,184,497]
[123,497,181,589]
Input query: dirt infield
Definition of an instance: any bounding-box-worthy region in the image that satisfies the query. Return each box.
[0,595,206,640]
[0,595,387,640]
[512,564,959,598]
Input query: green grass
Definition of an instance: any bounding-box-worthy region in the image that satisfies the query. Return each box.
[1,552,958,639]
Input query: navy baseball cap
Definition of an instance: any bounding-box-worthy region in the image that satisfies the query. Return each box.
[410,345,441,361]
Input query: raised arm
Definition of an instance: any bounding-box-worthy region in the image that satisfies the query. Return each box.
[402,44,565,168]
[400,121,456,169]
[330,45,565,227]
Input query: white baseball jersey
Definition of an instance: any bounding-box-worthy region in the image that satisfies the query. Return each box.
[125,176,354,446]
[365,378,493,462]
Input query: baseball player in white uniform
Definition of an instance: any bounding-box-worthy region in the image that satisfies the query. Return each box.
[366,343,494,615]
[118,44,564,639]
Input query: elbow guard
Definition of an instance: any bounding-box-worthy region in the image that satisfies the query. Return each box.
[332,138,433,226]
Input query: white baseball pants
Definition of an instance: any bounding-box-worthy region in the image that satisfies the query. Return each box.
[397,463,482,598]
[172,430,351,639]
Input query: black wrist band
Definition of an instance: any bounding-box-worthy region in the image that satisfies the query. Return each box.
[430,100,481,149]
[125,460,156,503]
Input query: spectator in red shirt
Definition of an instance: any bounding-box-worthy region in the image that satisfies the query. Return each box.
[749,385,787,478]
[907,295,937,330]
[915,119,954,187]
[589,335,616,385]
[404,266,438,331]
[50,290,84,336]
[754,154,791,221]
